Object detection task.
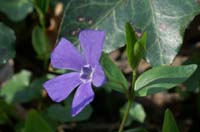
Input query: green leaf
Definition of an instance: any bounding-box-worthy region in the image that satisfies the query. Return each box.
[58,0,200,66]
[34,0,50,14]
[162,109,179,132]
[125,22,147,70]
[0,70,31,103]
[33,0,49,26]
[32,26,50,60]
[184,53,200,92]
[0,70,43,104]
[124,128,148,132]
[135,64,197,96]
[120,102,146,124]
[24,110,53,132]
[126,23,138,69]
[46,95,92,122]
[0,23,15,65]
[0,100,16,125]
[0,0,33,22]
[13,77,47,103]
[46,104,92,122]
[133,32,147,66]
[100,53,128,93]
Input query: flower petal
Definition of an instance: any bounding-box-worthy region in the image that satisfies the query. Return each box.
[51,38,86,71]
[72,83,94,116]
[92,64,106,87]
[79,30,105,66]
[43,72,81,102]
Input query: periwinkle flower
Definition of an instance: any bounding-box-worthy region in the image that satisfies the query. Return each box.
[43,30,106,116]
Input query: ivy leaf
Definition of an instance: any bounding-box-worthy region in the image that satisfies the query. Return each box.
[162,109,179,132]
[0,23,15,65]
[0,0,33,22]
[134,65,197,96]
[58,0,200,66]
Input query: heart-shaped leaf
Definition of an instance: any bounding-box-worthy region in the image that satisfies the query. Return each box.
[58,0,200,66]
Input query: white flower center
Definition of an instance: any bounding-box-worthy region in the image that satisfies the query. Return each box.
[80,64,94,83]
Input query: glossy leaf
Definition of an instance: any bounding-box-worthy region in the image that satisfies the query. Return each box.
[0,0,33,21]
[32,26,50,60]
[58,0,200,66]
[120,102,146,124]
[24,110,53,132]
[0,70,31,103]
[135,65,197,96]
[0,23,15,65]
[126,23,137,69]
[133,32,147,67]
[100,53,128,93]
[162,109,179,132]
[126,23,146,69]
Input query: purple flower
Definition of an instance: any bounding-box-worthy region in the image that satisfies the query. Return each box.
[43,30,106,116]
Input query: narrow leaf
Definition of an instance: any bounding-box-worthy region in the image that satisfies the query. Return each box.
[126,23,137,69]
[162,109,179,132]
[135,64,197,96]
[100,53,128,93]
[134,32,147,65]
[32,26,50,60]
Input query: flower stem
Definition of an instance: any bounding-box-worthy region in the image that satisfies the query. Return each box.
[118,70,137,132]
[118,99,132,132]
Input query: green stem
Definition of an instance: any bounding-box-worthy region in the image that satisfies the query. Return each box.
[118,70,137,132]
[131,70,137,95]
[118,99,132,132]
